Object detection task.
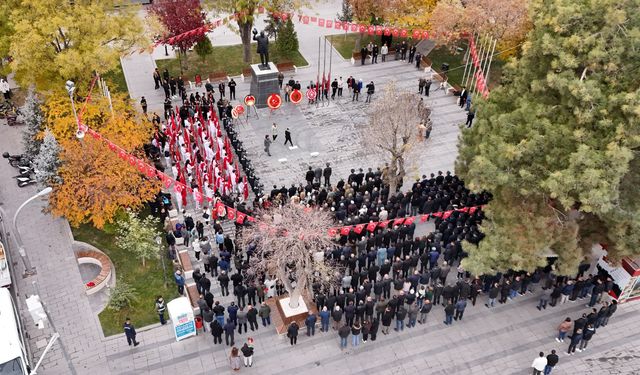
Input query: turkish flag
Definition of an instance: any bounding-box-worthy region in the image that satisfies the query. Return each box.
[392,28,399,37]
[247,216,256,223]
[145,165,157,178]
[227,207,236,220]
[136,160,146,173]
[422,31,429,39]
[366,222,377,233]
[458,207,470,213]
[376,26,382,36]
[404,217,415,226]
[334,21,342,29]
[194,190,203,203]
[159,173,173,188]
[378,220,391,228]
[310,16,317,23]
[243,176,249,200]
[326,20,333,28]
[236,212,246,224]
[328,228,338,237]
[302,16,309,24]
[354,224,365,234]
[117,150,127,160]
[350,23,358,32]
[420,214,429,222]
[431,212,443,218]
[393,218,405,227]
[359,25,366,33]
[318,18,325,27]
[400,29,408,38]
[469,206,478,215]
[128,155,137,166]
[340,226,351,236]
[443,210,453,220]
[216,202,226,218]
[384,27,391,36]
[412,30,420,39]
[367,25,375,35]
[174,182,185,193]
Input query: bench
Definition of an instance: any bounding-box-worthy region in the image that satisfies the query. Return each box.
[186,282,199,309]
[209,71,227,83]
[75,249,112,295]
[178,249,193,279]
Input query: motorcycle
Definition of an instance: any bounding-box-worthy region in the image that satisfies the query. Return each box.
[14,175,37,187]
[2,152,30,168]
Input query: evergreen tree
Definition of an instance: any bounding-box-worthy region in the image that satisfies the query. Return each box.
[18,89,44,162]
[275,19,299,59]
[33,129,61,185]
[194,36,213,62]
[263,12,285,40]
[337,0,354,22]
[456,0,640,275]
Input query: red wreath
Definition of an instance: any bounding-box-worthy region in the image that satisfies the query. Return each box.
[244,95,256,107]
[267,93,282,109]
[290,89,302,104]
[234,105,245,115]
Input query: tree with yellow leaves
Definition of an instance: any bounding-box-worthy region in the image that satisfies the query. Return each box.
[44,93,160,229]
[6,0,146,92]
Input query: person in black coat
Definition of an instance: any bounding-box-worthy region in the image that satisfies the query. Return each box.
[567,328,582,354]
[381,307,394,334]
[123,318,140,346]
[223,320,236,346]
[601,300,617,326]
[287,321,299,345]
[210,320,224,344]
[369,318,379,341]
[443,302,455,325]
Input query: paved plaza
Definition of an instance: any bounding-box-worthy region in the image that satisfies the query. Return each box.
[1,1,639,374]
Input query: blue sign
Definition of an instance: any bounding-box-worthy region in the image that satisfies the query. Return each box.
[175,321,195,339]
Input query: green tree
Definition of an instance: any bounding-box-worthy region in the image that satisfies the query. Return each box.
[33,129,61,185]
[337,0,354,23]
[194,36,214,61]
[275,19,299,58]
[456,0,640,275]
[115,210,161,267]
[107,280,138,311]
[8,0,145,92]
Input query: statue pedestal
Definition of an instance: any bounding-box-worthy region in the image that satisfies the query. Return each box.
[265,294,318,335]
[249,62,280,109]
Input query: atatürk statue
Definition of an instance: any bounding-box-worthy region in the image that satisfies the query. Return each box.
[252,28,269,67]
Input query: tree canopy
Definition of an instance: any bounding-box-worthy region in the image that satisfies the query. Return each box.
[150,0,207,53]
[6,0,145,92]
[456,0,640,275]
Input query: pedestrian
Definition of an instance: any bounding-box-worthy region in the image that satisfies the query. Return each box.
[394,304,407,331]
[284,128,293,146]
[360,46,367,65]
[424,78,432,97]
[381,43,388,62]
[443,301,455,325]
[560,281,574,304]
[237,307,248,334]
[218,81,226,98]
[466,111,475,128]
[229,78,236,100]
[369,318,379,341]
[247,304,259,331]
[454,298,467,321]
[556,317,572,342]
[174,270,185,295]
[595,302,608,328]
[287,321,299,345]
[338,323,350,349]
[459,86,468,108]
[323,163,332,187]
[419,299,432,324]
[578,324,595,351]
[381,307,393,334]
[153,68,161,89]
[241,338,254,367]
[140,96,147,115]
[544,350,559,374]
[264,135,272,156]
[319,306,331,332]
[305,312,317,336]
[567,328,582,355]
[331,78,338,99]
[259,302,271,326]
[211,319,224,344]
[332,305,343,330]
[337,76,344,97]
[229,346,241,371]
[155,296,167,325]
[123,318,140,347]
[537,287,551,310]
[224,319,236,346]
[601,300,617,326]
[278,71,284,88]
[418,77,426,95]
[361,319,370,342]
[531,352,547,375]
[352,83,360,101]
[415,52,422,68]
[365,81,375,103]
[351,320,361,347]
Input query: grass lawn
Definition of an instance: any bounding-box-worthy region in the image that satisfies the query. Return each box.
[327,33,414,59]
[156,43,308,79]
[102,62,129,94]
[72,213,178,337]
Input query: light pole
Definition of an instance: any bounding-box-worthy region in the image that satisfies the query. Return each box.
[155,235,167,287]
[65,80,85,139]
[12,187,52,277]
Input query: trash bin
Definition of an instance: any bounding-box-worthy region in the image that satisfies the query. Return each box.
[441,63,450,73]
[195,316,203,332]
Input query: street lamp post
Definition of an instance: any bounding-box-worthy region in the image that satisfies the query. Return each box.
[12,187,52,277]
[65,80,85,139]
[155,235,167,287]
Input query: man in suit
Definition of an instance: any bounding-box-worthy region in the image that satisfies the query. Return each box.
[459,86,468,108]
[323,163,332,187]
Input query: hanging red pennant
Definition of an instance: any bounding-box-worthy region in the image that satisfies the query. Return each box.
[236,212,246,224]
[350,23,358,32]
[318,18,325,27]
[334,21,342,29]
[420,214,429,222]
[469,206,477,215]
[384,27,391,36]
[422,31,429,39]
[376,26,383,36]
[227,207,236,220]
[128,155,137,167]
[325,20,333,28]
[412,29,420,39]
[310,16,317,22]
[366,222,377,233]
[343,22,350,31]
[136,160,146,173]
[404,217,415,226]
[458,207,469,213]
[159,173,173,188]
[328,228,338,237]
[108,142,118,152]
[302,16,309,24]
[118,149,127,160]
[354,224,365,234]
[340,226,351,236]
[378,220,391,228]
[400,29,408,38]
[145,165,157,178]
[431,212,443,218]
[443,210,453,220]
[359,24,366,33]
[392,28,399,37]
[393,218,405,227]
[367,25,375,35]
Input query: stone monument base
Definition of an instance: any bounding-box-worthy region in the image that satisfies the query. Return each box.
[266,293,318,335]
[249,62,281,109]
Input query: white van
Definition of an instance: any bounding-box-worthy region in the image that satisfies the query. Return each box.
[0,288,29,375]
